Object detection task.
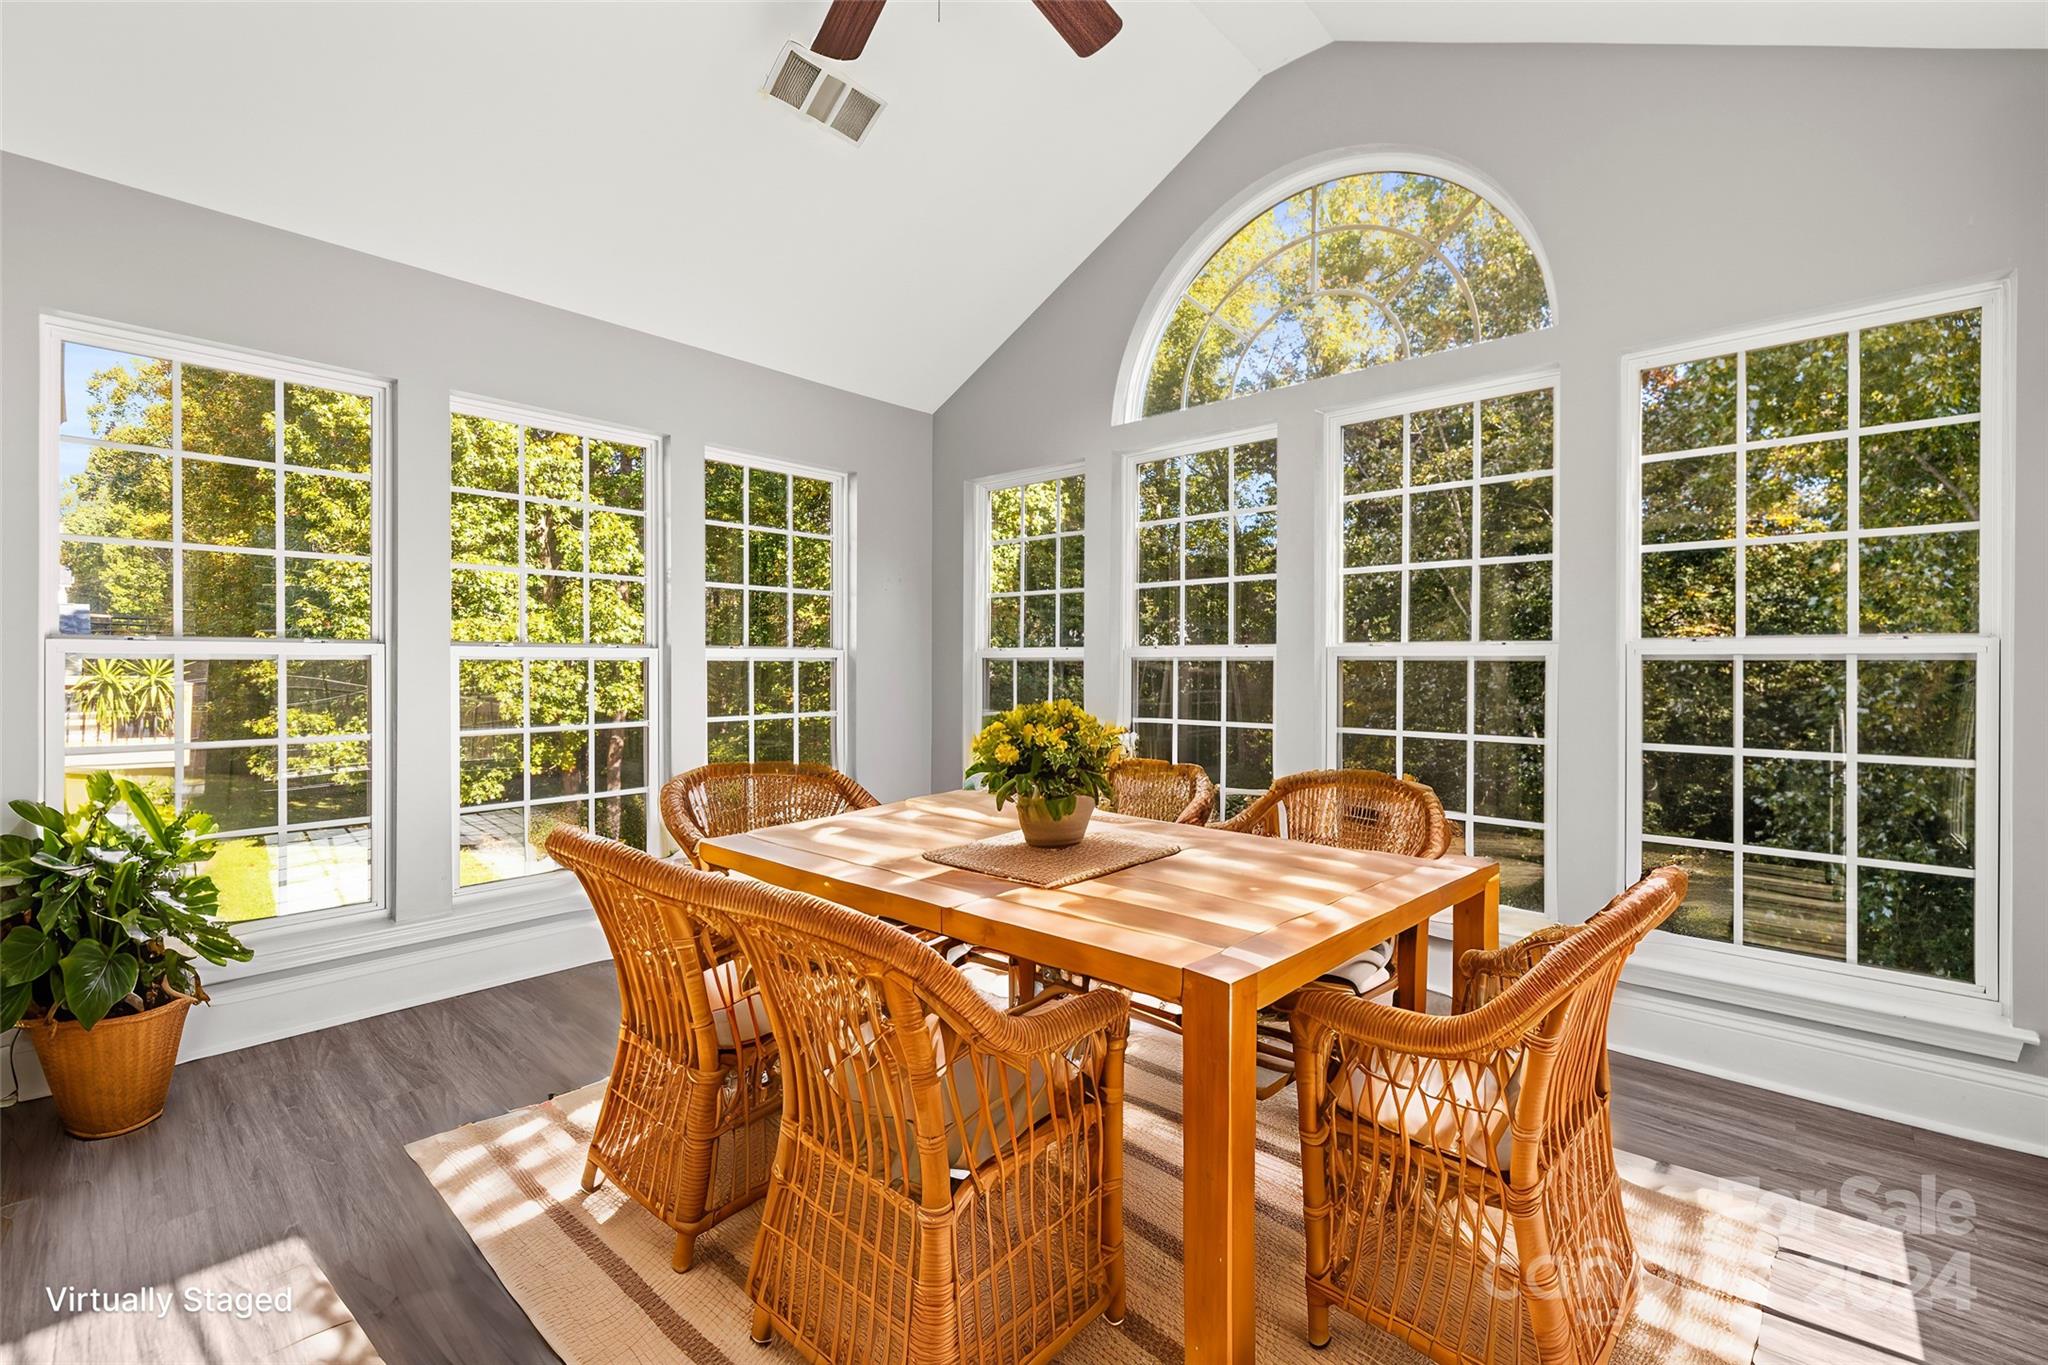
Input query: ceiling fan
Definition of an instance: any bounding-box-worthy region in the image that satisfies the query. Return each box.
[811,0,1124,60]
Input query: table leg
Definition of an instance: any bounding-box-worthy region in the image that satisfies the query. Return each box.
[1007,956,1039,1008]
[1181,971,1257,1360]
[1451,872,1502,1005]
[1393,920,1427,1010]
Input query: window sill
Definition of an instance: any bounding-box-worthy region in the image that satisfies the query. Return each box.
[1427,906,2034,1061]
[1426,903,1550,947]
[208,874,591,984]
[1623,937,2035,1062]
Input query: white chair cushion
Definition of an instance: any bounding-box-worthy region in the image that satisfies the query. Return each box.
[1314,938,1395,994]
[704,959,773,1049]
[1336,1052,1514,1169]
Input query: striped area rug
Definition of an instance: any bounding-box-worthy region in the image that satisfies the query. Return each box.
[408,1017,1775,1364]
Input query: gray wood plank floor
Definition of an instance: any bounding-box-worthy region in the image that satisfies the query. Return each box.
[3,963,2042,1364]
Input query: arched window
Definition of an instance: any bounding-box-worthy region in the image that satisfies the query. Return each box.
[1138,170,1552,417]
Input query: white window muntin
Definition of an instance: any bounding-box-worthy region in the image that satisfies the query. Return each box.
[1320,371,1560,917]
[39,317,391,922]
[1118,424,1279,660]
[967,462,1086,742]
[1625,636,2000,999]
[1621,282,2008,642]
[450,396,663,892]
[1113,152,1559,427]
[42,636,389,919]
[703,448,848,769]
[450,393,658,647]
[1118,427,1278,815]
[452,641,660,889]
[1620,279,2010,1004]
[40,316,388,642]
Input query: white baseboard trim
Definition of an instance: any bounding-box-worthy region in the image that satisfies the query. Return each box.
[3,908,610,1106]
[1424,937,2048,1157]
[1607,985,2048,1157]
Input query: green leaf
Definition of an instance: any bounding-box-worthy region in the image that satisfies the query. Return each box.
[0,925,60,985]
[108,859,140,913]
[0,978,32,1030]
[59,939,140,1030]
[7,800,64,833]
[118,780,171,849]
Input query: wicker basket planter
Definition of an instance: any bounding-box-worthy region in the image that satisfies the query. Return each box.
[21,992,194,1139]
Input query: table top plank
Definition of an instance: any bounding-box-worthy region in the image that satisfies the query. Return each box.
[698,788,1498,1005]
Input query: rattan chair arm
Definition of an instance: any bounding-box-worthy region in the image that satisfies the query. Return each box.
[1175,767,1218,825]
[834,771,882,810]
[1295,868,1689,1063]
[1213,787,1282,835]
[1454,924,1579,1012]
[658,773,711,866]
[922,975,1130,1070]
[1290,989,1533,1068]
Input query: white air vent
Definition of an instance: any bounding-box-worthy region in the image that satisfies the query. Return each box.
[830,88,883,144]
[762,41,885,145]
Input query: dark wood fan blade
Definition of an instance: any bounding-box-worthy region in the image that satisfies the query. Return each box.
[813,0,886,60]
[1033,0,1122,57]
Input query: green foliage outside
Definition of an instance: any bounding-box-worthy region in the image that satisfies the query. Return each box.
[56,347,379,920]
[1145,172,1550,416]
[1634,309,1983,981]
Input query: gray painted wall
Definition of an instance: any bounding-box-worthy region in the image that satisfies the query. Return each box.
[1,153,935,936]
[931,44,2048,1075]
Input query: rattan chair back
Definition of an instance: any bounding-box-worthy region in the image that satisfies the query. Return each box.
[660,761,878,867]
[546,825,782,1271]
[1216,768,1451,856]
[711,875,1132,1364]
[1289,867,1689,1364]
[1104,757,1216,824]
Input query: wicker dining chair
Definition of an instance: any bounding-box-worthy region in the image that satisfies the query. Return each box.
[1103,757,1216,825]
[546,825,782,1272]
[1220,768,1452,998]
[1289,867,1689,1364]
[661,761,879,868]
[710,868,1131,1365]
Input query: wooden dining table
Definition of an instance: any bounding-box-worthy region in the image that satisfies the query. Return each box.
[697,787,1500,1362]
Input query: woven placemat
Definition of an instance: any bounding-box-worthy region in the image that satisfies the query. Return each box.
[922,830,1182,889]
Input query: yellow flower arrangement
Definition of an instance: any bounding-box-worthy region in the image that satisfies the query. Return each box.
[965,699,1127,818]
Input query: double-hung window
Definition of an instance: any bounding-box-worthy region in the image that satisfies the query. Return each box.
[703,454,847,767]
[44,319,387,921]
[1126,437,1278,817]
[450,401,659,886]
[1626,285,2003,994]
[1327,380,1556,913]
[972,469,1085,728]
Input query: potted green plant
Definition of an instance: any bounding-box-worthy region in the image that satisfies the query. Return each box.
[966,699,1127,848]
[0,774,253,1138]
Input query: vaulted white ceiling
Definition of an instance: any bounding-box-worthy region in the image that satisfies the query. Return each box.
[4,2,2040,412]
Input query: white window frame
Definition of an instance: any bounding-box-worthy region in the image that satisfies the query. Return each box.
[38,315,392,929]
[449,395,664,894]
[963,462,1086,765]
[1619,278,2016,1033]
[702,447,850,772]
[1319,370,1562,918]
[1112,151,1560,427]
[1118,426,1279,816]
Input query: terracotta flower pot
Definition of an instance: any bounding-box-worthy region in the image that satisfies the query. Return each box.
[21,993,193,1139]
[1017,795,1094,848]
